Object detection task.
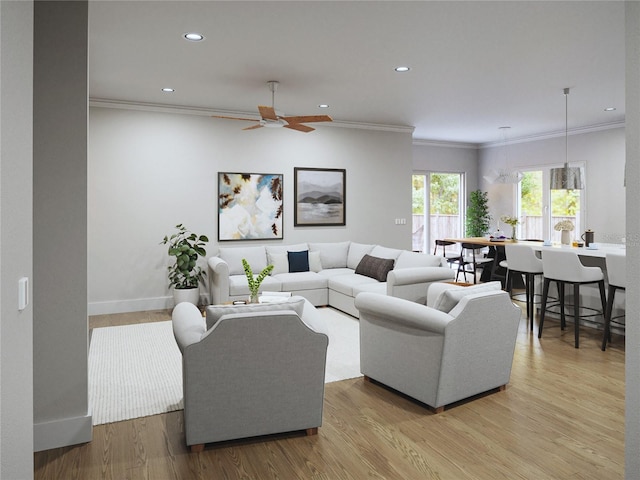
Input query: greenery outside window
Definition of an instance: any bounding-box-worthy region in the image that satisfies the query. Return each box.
[412,173,463,253]
[518,166,584,242]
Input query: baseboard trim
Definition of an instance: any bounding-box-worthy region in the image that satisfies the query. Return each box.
[34,414,93,452]
[88,294,210,315]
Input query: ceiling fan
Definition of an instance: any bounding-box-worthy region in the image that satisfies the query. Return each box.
[212,81,332,133]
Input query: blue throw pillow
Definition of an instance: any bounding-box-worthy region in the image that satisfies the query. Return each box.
[288,250,310,273]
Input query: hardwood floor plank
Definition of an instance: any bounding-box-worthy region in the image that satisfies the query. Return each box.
[35,305,624,479]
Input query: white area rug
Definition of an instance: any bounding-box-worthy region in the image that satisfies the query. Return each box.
[88,307,361,425]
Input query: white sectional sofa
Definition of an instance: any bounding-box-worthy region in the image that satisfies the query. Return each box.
[207,241,456,317]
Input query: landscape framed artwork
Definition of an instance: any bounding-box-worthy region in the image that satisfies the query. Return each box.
[218,172,283,241]
[294,167,346,226]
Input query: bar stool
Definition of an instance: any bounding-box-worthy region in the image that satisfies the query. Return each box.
[602,252,626,351]
[538,249,607,348]
[504,244,544,331]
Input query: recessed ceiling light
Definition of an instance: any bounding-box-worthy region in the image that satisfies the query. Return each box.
[318,104,329,109]
[184,32,204,42]
[604,107,617,111]
[162,88,175,93]
[394,66,410,72]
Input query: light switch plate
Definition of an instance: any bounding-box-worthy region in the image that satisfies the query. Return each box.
[18,277,28,311]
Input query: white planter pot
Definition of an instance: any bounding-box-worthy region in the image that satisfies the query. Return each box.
[561,229,571,245]
[173,287,200,307]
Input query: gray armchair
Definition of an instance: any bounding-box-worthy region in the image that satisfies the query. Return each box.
[354,285,521,412]
[172,300,329,451]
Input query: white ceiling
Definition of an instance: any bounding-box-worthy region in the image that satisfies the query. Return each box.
[88,1,626,145]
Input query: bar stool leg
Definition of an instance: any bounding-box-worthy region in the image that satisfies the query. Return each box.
[527,273,535,331]
[601,285,616,351]
[538,278,551,338]
[558,282,566,330]
[524,273,532,330]
[573,283,580,349]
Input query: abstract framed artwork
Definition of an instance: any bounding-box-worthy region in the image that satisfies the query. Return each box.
[218,172,283,241]
[294,167,346,226]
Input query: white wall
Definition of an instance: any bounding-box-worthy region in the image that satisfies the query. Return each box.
[479,127,626,240]
[625,2,640,476]
[88,107,414,314]
[0,1,34,477]
[412,141,479,195]
[33,1,92,452]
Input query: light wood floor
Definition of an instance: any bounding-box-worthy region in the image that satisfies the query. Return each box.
[35,302,625,480]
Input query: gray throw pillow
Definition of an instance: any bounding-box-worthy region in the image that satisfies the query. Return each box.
[355,254,395,282]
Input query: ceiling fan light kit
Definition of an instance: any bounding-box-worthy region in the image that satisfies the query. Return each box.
[212,81,332,133]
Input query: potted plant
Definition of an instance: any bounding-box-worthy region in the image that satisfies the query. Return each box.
[242,258,274,304]
[500,215,520,241]
[466,190,491,237]
[161,224,209,306]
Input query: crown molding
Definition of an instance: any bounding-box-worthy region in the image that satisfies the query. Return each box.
[88,98,415,134]
[477,120,626,149]
[412,138,478,149]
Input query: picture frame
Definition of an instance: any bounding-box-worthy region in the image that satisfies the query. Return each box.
[218,172,283,241]
[294,167,346,226]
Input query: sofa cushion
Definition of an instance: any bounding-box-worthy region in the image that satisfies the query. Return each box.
[347,242,375,269]
[329,273,379,296]
[268,253,289,275]
[395,250,443,269]
[432,281,502,313]
[265,243,308,256]
[272,271,328,291]
[355,254,395,282]
[205,296,306,330]
[219,246,266,276]
[317,267,354,278]
[309,251,322,272]
[228,274,281,297]
[309,241,350,269]
[353,282,387,296]
[370,245,403,260]
[288,250,310,272]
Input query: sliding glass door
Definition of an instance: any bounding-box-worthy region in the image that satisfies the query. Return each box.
[412,173,464,253]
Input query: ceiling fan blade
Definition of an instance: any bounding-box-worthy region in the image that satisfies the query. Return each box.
[242,124,264,131]
[258,105,278,120]
[284,123,314,133]
[282,115,332,124]
[211,115,259,122]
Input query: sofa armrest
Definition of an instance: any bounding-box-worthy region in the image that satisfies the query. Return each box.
[208,256,230,305]
[172,302,206,354]
[355,292,453,333]
[386,267,455,304]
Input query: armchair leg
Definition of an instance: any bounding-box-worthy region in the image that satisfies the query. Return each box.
[190,443,205,453]
[306,427,318,436]
[433,406,445,414]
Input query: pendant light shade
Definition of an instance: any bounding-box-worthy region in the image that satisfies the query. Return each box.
[483,126,523,184]
[550,88,584,190]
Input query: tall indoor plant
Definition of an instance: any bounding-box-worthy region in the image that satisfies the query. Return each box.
[161,224,209,306]
[466,190,491,237]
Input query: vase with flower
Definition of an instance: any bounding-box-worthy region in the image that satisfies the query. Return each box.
[500,215,519,241]
[554,220,575,245]
[242,258,274,304]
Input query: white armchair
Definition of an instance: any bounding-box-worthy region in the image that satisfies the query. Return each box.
[354,284,521,412]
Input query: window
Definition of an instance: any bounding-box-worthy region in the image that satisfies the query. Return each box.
[517,165,584,242]
[412,173,464,252]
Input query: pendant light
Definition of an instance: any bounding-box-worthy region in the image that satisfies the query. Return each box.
[483,126,523,184]
[550,88,584,190]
